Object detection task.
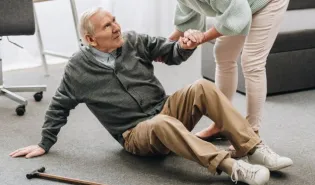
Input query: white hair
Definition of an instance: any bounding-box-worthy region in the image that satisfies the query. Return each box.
[79,7,103,44]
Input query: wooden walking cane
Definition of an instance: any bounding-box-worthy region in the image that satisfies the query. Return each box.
[26,167,108,185]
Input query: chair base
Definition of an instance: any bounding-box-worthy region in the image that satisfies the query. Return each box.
[0,85,46,116]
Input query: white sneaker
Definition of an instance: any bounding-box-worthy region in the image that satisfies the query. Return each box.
[231,160,270,185]
[237,155,249,163]
[248,143,293,171]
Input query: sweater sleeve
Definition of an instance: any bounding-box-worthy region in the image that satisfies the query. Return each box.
[137,33,195,65]
[38,66,79,152]
[174,1,206,32]
[211,0,252,35]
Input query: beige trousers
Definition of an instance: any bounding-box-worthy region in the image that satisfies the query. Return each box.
[213,0,289,131]
[123,79,260,174]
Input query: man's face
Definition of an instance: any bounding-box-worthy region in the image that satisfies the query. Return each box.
[87,10,124,52]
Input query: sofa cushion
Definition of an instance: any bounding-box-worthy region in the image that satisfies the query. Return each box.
[271,29,315,53]
[287,0,315,10]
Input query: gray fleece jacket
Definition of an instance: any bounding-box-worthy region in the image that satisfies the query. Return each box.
[38,31,195,152]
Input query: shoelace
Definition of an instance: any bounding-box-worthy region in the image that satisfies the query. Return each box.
[237,155,249,163]
[257,144,280,161]
[231,161,258,184]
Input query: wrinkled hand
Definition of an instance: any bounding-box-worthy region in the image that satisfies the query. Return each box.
[184,29,205,43]
[10,145,45,159]
[179,36,199,50]
[180,29,205,49]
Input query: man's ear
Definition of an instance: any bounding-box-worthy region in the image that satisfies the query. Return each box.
[85,35,97,46]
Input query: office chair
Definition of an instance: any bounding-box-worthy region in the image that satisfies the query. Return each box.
[0,0,47,116]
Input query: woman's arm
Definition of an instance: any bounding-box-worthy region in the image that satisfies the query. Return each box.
[169,29,184,41]
[202,26,222,43]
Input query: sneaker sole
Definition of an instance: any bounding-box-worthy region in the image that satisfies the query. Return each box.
[268,163,293,171]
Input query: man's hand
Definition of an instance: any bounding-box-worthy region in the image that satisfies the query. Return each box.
[179,36,198,49]
[10,145,45,159]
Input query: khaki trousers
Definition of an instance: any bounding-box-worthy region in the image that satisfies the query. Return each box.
[123,79,260,174]
[213,0,289,131]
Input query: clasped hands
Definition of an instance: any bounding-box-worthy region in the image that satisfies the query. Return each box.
[179,29,205,50]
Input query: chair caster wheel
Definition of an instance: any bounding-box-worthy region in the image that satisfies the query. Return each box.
[34,92,43,102]
[16,105,26,116]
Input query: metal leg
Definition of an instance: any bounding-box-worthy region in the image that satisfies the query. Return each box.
[0,84,47,116]
[0,88,28,105]
[69,0,82,46]
[34,4,49,77]
[4,85,46,92]
[34,8,72,61]
[33,0,82,75]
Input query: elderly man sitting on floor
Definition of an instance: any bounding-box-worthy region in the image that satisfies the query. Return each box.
[10,7,292,185]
